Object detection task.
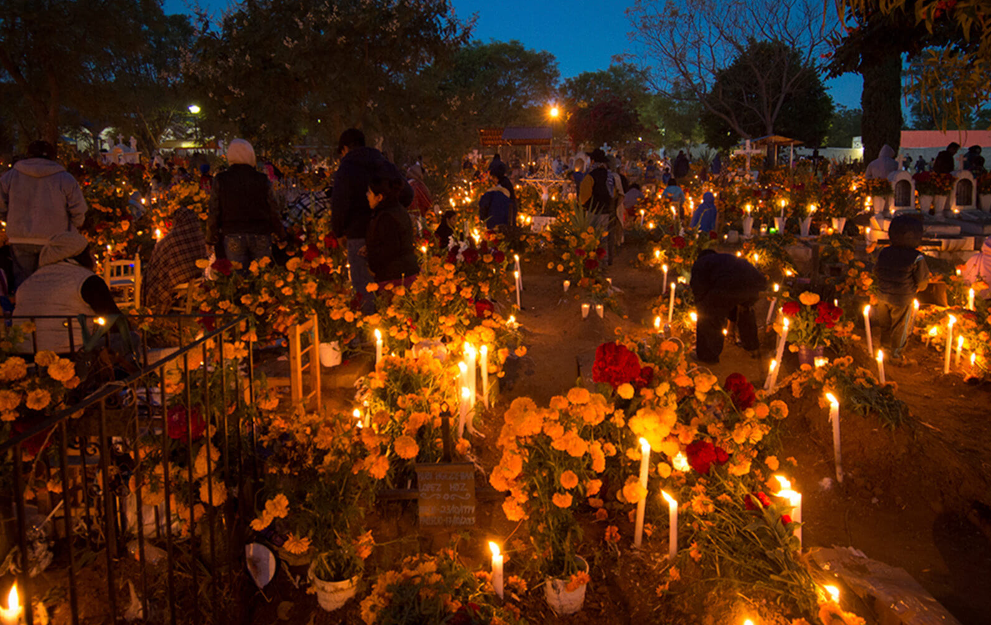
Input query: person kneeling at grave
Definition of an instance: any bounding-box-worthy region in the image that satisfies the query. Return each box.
[873,214,930,366]
[690,249,767,364]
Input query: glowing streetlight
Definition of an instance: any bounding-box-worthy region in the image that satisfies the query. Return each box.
[549,105,560,119]
[188,104,201,114]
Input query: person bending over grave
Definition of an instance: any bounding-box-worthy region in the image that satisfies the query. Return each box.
[873,214,930,366]
[142,206,209,313]
[14,232,129,355]
[690,250,767,364]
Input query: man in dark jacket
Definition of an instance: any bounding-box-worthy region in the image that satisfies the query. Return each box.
[873,214,929,365]
[932,142,959,174]
[578,148,616,263]
[479,168,513,230]
[331,128,413,313]
[673,150,690,179]
[690,250,767,363]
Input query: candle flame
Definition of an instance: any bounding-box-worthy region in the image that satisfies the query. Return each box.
[465,342,475,357]
[661,490,676,506]
[662,263,668,271]
[744,620,755,625]
[824,585,840,603]
[461,387,470,399]
[7,583,17,610]
[689,312,698,323]
[374,329,382,341]
[783,317,790,330]
[825,392,839,407]
[774,475,791,490]
[488,541,500,557]
[654,250,661,259]
[353,408,361,420]
[639,437,650,452]
[948,314,957,326]
[654,316,661,330]
[458,361,467,374]
[971,352,976,365]
[769,359,777,373]
[863,304,870,315]
[957,336,964,348]
[877,349,884,362]
[773,283,779,292]
[927,327,938,337]
[481,345,488,356]
[673,452,689,472]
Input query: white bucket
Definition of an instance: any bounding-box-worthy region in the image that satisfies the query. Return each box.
[544,556,588,615]
[318,341,342,368]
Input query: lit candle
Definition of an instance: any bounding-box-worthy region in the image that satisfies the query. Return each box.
[563,279,570,292]
[863,305,874,357]
[968,288,975,311]
[513,254,521,290]
[654,316,661,333]
[458,386,470,438]
[667,282,677,324]
[925,326,937,347]
[774,476,803,549]
[374,329,383,365]
[824,585,840,604]
[581,303,590,319]
[465,343,477,407]
[764,359,778,392]
[825,392,843,483]
[970,352,977,376]
[908,299,919,338]
[489,542,504,600]
[765,283,780,326]
[773,318,790,374]
[595,304,604,319]
[944,315,957,375]
[0,584,20,625]
[876,350,885,384]
[955,335,964,369]
[459,361,469,394]
[514,270,521,309]
[480,345,489,407]
[154,228,163,241]
[661,490,678,560]
[634,438,650,548]
[865,226,872,243]
[662,264,668,291]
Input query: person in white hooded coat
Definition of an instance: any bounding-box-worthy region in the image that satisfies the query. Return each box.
[0,141,88,287]
[962,238,991,299]
[865,144,899,180]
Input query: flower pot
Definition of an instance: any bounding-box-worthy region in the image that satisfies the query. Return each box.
[799,216,812,237]
[918,195,933,213]
[742,215,753,237]
[830,217,846,233]
[544,556,588,615]
[319,341,342,368]
[934,195,949,213]
[872,195,888,214]
[308,562,360,612]
[277,543,314,567]
[774,217,786,233]
[980,194,991,212]
[796,345,824,368]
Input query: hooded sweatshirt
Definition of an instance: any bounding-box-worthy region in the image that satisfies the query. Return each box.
[331,146,414,239]
[689,192,718,232]
[0,158,87,245]
[865,145,898,180]
[962,238,991,298]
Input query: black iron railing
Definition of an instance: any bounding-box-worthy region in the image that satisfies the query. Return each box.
[0,314,258,625]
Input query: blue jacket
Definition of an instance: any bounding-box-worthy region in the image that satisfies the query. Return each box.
[479,185,512,228]
[689,192,717,232]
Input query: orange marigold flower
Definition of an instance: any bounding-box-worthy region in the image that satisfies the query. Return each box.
[393,435,420,460]
[559,470,579,489]
[283,533,312,555]
[552,492,573,508]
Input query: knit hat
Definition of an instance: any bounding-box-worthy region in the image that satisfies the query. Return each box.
[227,139,256,167]
[39,231,89,267]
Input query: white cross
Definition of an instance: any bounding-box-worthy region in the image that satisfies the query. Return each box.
[733,139,763,172]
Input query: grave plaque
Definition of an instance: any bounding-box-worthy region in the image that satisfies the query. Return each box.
[415,462,476,527]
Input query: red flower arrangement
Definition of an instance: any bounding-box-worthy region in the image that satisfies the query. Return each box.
[474,298,494,318]
[592,342,644,390]
[724,373,756,409]
[744,491,792,525]
[672,236,686,249]
[685,440,729,474]
[166,406,206,441]
[211,258,233,277]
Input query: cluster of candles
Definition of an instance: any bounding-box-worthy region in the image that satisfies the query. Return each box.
[580,303,604,319]
[457,343,490,437]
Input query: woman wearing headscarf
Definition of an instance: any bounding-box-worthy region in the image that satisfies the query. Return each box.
[962,238,991,299]
[142,207,209,313]
[689,191,718,233]
[207,139,285,268]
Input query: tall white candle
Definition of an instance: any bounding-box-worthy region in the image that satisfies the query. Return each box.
[513,254,521,291]
[489,542,504,600]
[459,361,468,394]
[908,299,919,340]
[825,393,843,483]
[458,386,470,438]
[654,316,661,333]
[774,476,803,549]
[773,317,790,372]
[764,359,778,392]
[465,343,477,407]
[955,335,964,369]
[661,490,678,560]
[863,305,874,357]
[876,350,885,384]
[765,283,780,326]
[480,345,490,407]
[514,270,521,309]
[374,329,383,365]
[662,264,668,291]
[667,283,677,324]
[634,438,650,548]
[968,288,975,311]
[944,315,956,375]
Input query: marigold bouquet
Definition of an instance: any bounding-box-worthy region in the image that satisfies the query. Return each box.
[780,292,844,349]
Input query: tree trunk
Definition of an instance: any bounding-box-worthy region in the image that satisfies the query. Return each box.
[860,49,902,164]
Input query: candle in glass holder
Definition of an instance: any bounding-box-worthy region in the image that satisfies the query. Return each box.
[595,304,604,318]
[581,303,590,319]
[563,280,570,292]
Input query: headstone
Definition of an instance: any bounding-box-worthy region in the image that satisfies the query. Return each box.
[951,170,977,212]
[415,463,475,527]
[129,136,137,152]
[733,139,764,173]
[888,171,916,212]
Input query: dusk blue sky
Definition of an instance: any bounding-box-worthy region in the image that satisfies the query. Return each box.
[163,0,863,109]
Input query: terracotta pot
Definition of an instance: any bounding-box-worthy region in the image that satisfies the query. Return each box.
[308,561,360,612]
[544,556,589,615]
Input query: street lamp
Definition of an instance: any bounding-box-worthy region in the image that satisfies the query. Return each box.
[188,104,201,114]
[549,105,560,119]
